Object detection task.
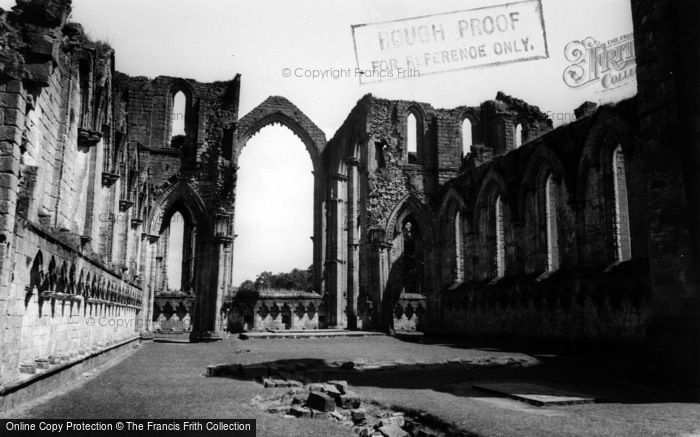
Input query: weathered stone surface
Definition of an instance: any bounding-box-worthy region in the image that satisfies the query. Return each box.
[306,391,335,412]
[379,413,405,428]
[338,391,361,409]
[377,425,409,437]
[288,406,311,418]
[351,410,368,425]
[0,0,697,399]
[328,379,347,394]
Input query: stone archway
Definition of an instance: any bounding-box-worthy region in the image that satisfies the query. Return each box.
[233,97,327,294]
[143,180,215,337]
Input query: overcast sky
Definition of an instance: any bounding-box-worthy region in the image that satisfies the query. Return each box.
[2,0,636,286]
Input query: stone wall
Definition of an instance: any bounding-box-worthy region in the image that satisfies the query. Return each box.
[0,0,697,391]
[630,0,700,378]
[322,91,654,341]
[224,290,324,332]
[0,0,143,386]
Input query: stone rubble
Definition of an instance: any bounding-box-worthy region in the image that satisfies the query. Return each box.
[251,378,444,437]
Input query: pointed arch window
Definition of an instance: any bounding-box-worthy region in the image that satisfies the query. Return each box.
[462,118,473,156]
[406,108,425,164]
[401,217,423,294]
[515,123,523,148]
[170,91,187,147]
[494,195,505,278]
[454,210,465,281]
[612,144,631,262]
[407,112,418,163]
[544,174,560,271]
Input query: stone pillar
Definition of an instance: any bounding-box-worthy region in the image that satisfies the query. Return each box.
[326,173,348,328]
[141,233,159,333]
[190,213,231,341]
[0,78,25,385]
[368,229,391,331]
[346,157,359,329]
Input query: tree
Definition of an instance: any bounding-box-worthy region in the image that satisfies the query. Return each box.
[239,266,313,292]
[238,280,255,292]
[254,271,274,290]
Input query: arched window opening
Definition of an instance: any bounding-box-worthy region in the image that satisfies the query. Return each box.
[232,125,314,289]
[171,91,186,147]
[406,112,418,163]
[462,118,473,156]
[166,211,184,291]
[515,123,523,148]
[545,174,560,271]
[402,217,423,294]
[612,145,632,262]
[454,211,465,281]
[494,195,505,278]
[222,127,234,160]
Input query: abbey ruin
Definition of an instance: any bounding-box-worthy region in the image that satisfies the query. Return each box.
[0,0,698,401]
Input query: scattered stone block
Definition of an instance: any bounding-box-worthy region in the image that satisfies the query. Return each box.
[288,406,311,418]
[267,405,287,414]
[309,383,325,392]
[379,413,405,428]
[306,391,335,412]
[328,410,345,421]
[351,410,367,425]
[287,379,304,387]
[35,359,49,369]
[291,393,306,405]
[338,391,361,409]
[19,363,36,374]
[310,409,327,420]
[276,378,293,388]
[322,383,342,401]
[377,425,408,437]
[262,378,275,388]
[358,428,375,437]
[328,379,348,394]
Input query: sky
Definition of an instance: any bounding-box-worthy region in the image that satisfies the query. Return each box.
[1,0,637,286]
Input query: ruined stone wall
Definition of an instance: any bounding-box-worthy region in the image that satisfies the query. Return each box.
[438,99,650,341]
[630,0,700,377]
[0,0,143,386]
[323,93,556,332]
[115,73,241,336]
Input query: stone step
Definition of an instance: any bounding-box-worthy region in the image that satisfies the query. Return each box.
[240,330,385,339]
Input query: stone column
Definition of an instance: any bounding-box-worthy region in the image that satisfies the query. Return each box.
[326,173,348,328]
[368,229,391,331]
[141,233,159,333]
[346,157,359,329]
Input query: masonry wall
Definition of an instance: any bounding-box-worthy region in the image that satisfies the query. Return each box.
[322,90,655,341]
[630,0,700,377]
[0,0,144,386]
